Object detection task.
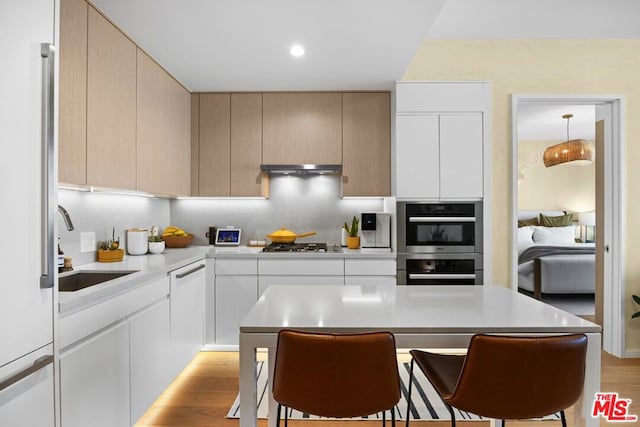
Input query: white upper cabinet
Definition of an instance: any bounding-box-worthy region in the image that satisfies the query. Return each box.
[394,81,490,200]
[395,115,439,199]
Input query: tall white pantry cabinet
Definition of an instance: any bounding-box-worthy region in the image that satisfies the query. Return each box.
[394,81,491,200]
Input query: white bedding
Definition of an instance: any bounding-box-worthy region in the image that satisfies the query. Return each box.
[517,210,595,295]
[517,242,595,295]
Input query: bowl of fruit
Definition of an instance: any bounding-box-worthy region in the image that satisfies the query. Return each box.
[161,226,194,248]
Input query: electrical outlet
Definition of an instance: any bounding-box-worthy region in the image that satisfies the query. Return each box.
[80,232,96,253]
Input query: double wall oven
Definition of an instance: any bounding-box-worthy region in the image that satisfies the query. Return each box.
[397,202,483,285]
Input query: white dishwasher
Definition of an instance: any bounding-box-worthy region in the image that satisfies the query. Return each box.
[170,260,206,379]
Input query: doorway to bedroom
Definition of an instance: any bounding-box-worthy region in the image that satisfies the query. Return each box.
[516,104,596,316]
[511,95,625,357]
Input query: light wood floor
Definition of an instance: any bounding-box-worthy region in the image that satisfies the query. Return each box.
[136,349,640,427]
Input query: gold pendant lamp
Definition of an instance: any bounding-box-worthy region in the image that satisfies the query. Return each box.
[543,113,594,167]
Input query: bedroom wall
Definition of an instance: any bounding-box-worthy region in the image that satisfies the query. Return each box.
[402,39,640,352]
[518,139,595,212]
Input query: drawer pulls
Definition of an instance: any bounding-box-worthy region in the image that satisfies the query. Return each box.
[175,264,205,279]
[0,355,53,392]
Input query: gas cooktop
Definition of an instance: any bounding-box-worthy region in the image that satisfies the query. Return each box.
[262,243,340,253]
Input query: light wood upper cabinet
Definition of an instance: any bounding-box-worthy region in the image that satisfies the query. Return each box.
[263,93,342,165]
[59,0,87,185]
[138,50,191,197]
[86,6,137,189]
[198,94,231,196]
[342,92,391,196]
[165,76,191,196]
[231,93,266,197]
[136,50,166,194]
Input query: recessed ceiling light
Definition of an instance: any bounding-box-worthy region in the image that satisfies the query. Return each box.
[289,45,305,57]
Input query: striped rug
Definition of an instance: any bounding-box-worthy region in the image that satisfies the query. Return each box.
[227,361,562,422]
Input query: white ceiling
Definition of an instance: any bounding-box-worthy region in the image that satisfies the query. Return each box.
[517,104,595,141]
[90,0,640,92]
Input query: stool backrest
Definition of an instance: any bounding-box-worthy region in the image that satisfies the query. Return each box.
[272,329,401,418]
[450,334,588,419]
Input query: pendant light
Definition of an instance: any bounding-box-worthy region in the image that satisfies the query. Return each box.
[543,114,594,167]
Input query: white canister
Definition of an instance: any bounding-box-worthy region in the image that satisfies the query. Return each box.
[127,229,149,255]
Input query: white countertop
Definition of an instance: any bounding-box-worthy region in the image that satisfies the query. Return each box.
[241,284,600,334]
[58,245,397,315]
[58,247,208,315]
[207,245,396,259]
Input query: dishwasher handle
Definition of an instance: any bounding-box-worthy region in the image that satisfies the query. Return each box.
[175,264,205,279]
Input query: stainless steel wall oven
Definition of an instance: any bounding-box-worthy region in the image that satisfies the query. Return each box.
[397,202,483,285]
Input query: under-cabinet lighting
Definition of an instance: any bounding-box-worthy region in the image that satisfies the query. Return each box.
[59,184,156,198]
[175,196,267,200]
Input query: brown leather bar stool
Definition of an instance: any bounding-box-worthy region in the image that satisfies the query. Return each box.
[405,334,588,427]
[272,329,401,426]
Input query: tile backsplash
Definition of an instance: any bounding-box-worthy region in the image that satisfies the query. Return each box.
[172,175,389,246]
[59,175,393,266]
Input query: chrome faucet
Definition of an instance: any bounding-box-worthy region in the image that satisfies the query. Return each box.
[57,205,75,231]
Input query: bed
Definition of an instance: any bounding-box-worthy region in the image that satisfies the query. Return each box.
[517,210,595,299]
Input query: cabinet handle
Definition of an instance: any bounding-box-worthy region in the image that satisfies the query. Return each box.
[40,43,55,289]
[175,264,205,279]
[408,217,476,223]
[0,355,53,392]
[408,273,476,280]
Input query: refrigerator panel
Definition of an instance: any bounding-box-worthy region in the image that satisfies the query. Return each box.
[0,345,55,426]
[0,0,55,367]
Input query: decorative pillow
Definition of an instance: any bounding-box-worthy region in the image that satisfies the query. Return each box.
[539,213,574,227]
[518,217,539,227]
[532,226,576,244]
[517,226,534,247]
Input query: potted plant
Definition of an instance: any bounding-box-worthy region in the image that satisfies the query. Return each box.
[148,235,165,254]
[633,295,640,319]
[344,216,360,249]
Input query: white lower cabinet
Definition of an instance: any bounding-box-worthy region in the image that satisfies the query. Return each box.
[214,258,258,345]
[212,256,397,346]
[58,259,206,427]
[60,320,130,427]
[215,275,257,345]
[258,275,344,296]
[130,296,171,425]
[170,261,206,378]
[344,259,397,286]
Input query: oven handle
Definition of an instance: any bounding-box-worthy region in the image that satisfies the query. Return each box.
[408,273,476,280]
[408,217,476,223]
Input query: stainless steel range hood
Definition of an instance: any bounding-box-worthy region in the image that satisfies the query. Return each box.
[260,164,342,175]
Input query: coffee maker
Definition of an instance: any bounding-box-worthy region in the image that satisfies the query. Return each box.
[360,213,391,248]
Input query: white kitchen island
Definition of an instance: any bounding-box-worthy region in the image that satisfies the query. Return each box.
[239,284,601,427]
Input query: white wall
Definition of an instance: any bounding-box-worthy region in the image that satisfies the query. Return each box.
[518,139,595,212]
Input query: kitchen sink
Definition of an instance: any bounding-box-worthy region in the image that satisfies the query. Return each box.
[58,271,137,292]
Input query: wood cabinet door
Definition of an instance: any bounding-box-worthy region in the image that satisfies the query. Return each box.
[439,113,483,198]
[165,75,191,196]
[199,94,230,196]
[137,50,191,196]
[86,7,137,189]
[342,92,390,196]
[59,0,87,185]
[395,114,439,199]
[136,50,166,194]
[263,93,342,164]
[231,93,263,196]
